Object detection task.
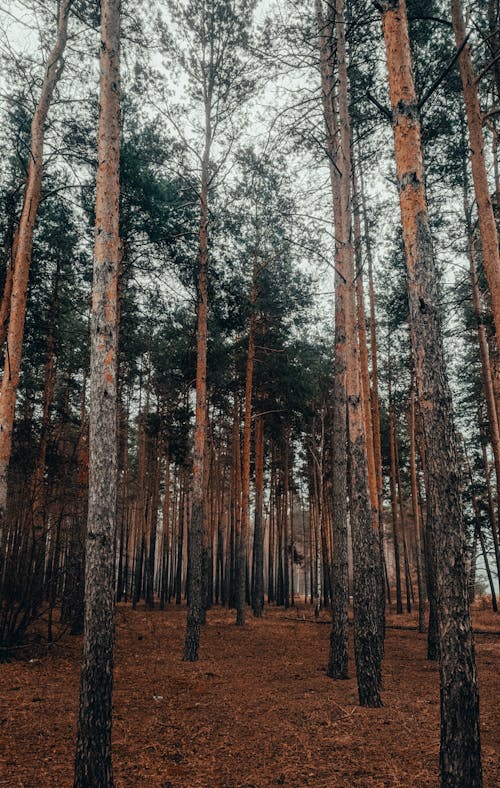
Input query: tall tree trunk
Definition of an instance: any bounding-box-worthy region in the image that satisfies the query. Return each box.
[0,0,70,532]
[116,396,130,604]
[389,402,403,614]
[476,521,498,611]
[236,270,257,625]
[183,107,211,661]
[201,421,211,620]
[359,164,388,608]
[451,0,500,406]
[418,427,440,660]
[74,1,120,783]
[65,389,88,637]
[353,171,378,527]
[229,395,241,608]
[465,447,498,612]
[310,416,324,619]
[394,423,413,612]
[132,413,147,608]
[333,0,382,705]
[328,376,348,677]
[252,413,264,617]
[409,386,426,633]
[34,277,60,484]
[0,228,18,354]
[354,163,386,640]
[464,151,500,583]
[282,433,290,609]
[380,1,482,783]
[175,469,185,605]
[146,425,161,609]
[468,529,478,604]
[316,0,349,678]
[160,446,170,609]
[30,274,58,611]
[488,0,500,102]
[359,167,383,513]
[481,437,500,584]
[268,454,276,604]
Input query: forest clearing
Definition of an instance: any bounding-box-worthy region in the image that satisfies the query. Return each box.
[1,0,500,785]
[1,603,499,787]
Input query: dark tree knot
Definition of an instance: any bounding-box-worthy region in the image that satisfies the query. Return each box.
[396,99,418,120]
[400,171,420,190]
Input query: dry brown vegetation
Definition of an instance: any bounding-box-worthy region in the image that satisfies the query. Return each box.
[1,603,499,787]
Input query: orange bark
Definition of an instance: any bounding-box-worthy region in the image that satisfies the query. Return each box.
[237,265,257,625]
[452,0,500,369]
[466,192,500,533]
[0,2,70,524]
[353,169,378,522]
[358,164,383,516]
[0,228,18,354]
[381,1,482,782]
[183,112,210,659]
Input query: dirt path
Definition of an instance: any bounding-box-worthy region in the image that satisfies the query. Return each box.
[0,605,499,787]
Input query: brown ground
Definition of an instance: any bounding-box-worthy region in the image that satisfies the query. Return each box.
[0,603,499,787]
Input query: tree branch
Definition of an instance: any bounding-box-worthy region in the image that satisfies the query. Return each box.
[418,32,472,110]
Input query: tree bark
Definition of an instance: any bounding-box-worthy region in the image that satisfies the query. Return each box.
[65,388,88,637]
[338,0,382,706]
[465,448,498,612]
[146,422,161,609]
[409,386,426,633]
[252,413,264,617]
[380,1,482,783]
[315,0,349,678]
[236,269,257,625]
[0,0,71,533]
[488,0,500,102]
[329,0,383,705]
[74,1,120,784]
[396,434,413,613]
[183,110,210,660]
[463,150,500,586]
[389,401,403,615]
[451,0,500,407]
[30,271,59,612]
[0,228,18,354]
[481,437,500,585]
[353,172,378,528]
[359,164,388,609]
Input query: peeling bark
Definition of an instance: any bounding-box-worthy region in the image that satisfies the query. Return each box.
[380,1,482,784]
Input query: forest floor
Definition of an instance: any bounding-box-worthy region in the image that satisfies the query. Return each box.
[0,602,499,787]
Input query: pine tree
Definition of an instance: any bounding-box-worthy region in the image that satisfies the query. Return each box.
[379,1,482,783]
[0,0,71,534]
[74,0,121,782]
